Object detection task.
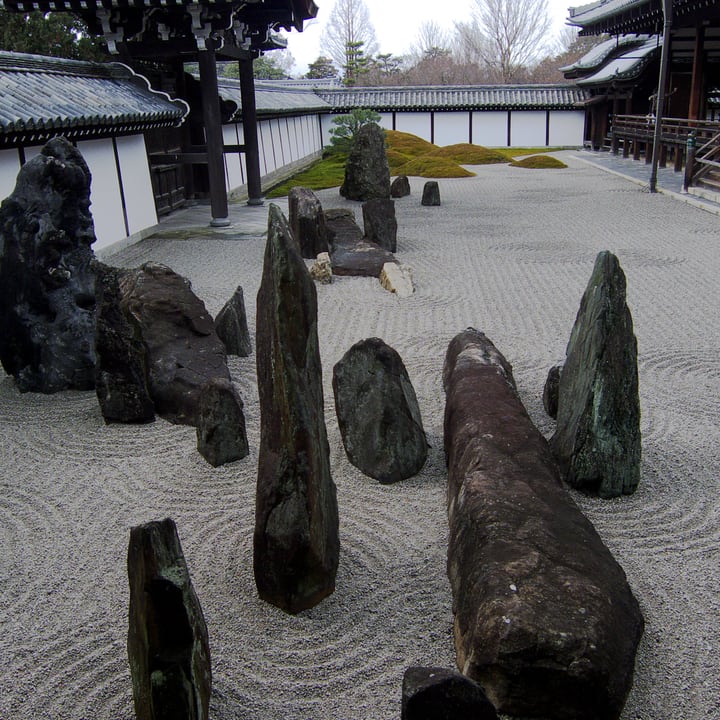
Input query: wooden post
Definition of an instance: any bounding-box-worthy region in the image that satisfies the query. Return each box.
[239,57,264,206]
[689,25,705,122]
[198,46,230,226]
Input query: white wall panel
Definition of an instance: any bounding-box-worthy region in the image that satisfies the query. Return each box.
[471,112,508,147]
[77,138,125,252]
[548,111,585,146]
[114,135,157,237]
[510,111,547,146]
[223,124,244,191]
[0,148,21,200]
[434,111,470,146]
[395,112,431,141]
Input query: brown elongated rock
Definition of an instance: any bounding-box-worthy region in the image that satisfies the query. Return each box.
[127,518,211,720]
[254,203,339,614]
[443,328,644,720]
[94,262,155,424]
[118,262,230,426]
[551,251,641,497]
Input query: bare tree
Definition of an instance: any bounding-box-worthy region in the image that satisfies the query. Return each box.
[320,0,378,80]
[408,20,452,62]
[455,0,552,83]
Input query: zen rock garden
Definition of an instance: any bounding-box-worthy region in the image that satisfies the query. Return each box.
[0,132,647,720]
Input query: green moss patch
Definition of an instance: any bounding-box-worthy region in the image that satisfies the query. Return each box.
[385,130,436,157]
[394,156,476,178]
[428,143,507,165]
[509,155,568,169]
[266,153,347,198]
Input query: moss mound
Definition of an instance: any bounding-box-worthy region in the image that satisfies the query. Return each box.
[429,143,507,165]
[385,130,436,157]
[510,155,568,169]
[387,148,415,173]
[394,156,476,178]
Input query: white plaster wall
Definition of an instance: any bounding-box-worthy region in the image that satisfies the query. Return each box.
[510,111,547,147]
[223,124,244,190]
[548,111,585,146]
[434,111,470,146]
[395,112,431,142]
[377,113,393,131]
[77,138,126,252]
[472,112,508,147]
[114,135,157,238]
[0,148,21,200]
[320,114,335,146]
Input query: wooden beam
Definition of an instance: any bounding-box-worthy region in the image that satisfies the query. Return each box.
[238,57,264,206]
[198,46,230,226]
[689,24,705,121]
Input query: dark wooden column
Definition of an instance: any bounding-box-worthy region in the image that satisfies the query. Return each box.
[198,45,230,226]
[689,25,705,122]
[238,57,264,206]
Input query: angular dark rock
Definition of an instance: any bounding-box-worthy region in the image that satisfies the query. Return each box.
[402,667,498,720]
[127,517,211,720]
[325,208,396,277]
[324,208,364,248]
[95,262,155,424]
[333,337,427,483]
[340,123,390,201]
[288,186,330,259]
[196,377,249,467]
[543,363,563,420]
[254,203,339,614]
[421,181,441,206]
[214,285,252,357]
[0,136,97,392]
[444,328,644,720]
[391,175,411,198]
[117,262,230,426]
[362,198,397,253]
[551,251,641,497]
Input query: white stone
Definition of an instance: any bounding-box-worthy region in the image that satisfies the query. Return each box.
[309,252,333,284]
[379,262,414,298]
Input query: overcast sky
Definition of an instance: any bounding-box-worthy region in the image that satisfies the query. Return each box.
[284,0,575,74]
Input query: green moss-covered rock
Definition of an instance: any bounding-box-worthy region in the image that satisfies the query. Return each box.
[429,143,508,165]
[510,155,568,169]
[395,156,475,179]
[340,123,390,200]
[551,251,641,497]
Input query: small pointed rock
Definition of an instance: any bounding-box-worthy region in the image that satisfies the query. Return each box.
[196,377,249,467]
[215,285,252,357]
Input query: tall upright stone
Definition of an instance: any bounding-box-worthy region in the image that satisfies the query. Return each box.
[551,251,641,497]
[0,136,97,392]
[254,204,339,614]
[362,198,397,253]
[127,518,211,720]
[340,123,390,201]
[288,186,329,259]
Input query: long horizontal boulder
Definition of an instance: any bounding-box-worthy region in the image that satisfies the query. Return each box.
[443,328,643,720]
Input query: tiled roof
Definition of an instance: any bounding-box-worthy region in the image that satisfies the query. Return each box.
[314,85,588,111]
[216,77,331,118]
[568,0,651,26]
[576,37,660,86]
[561,34,651,76]
[0,51,188,144]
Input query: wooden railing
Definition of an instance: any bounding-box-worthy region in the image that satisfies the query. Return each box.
[609,115,720,185]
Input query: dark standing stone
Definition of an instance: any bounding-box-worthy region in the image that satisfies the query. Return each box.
[0,136,96,392]
[196,377,249,467]
[551,251,641,497]
[444,328,644,720]
[214,285,252,357]
[340,123,390,201]
[254,203,339,614]
[543,363,563,420]
[402,667,498,720]
[127,518,211,720]
[333,337,427,483]
[362,198,397,253]
[421,181,441,206]
[288,186,330,259]
[117,262,230,426]
[95,262,155,424]
[391,175,411,198]
[325,209,396,278]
